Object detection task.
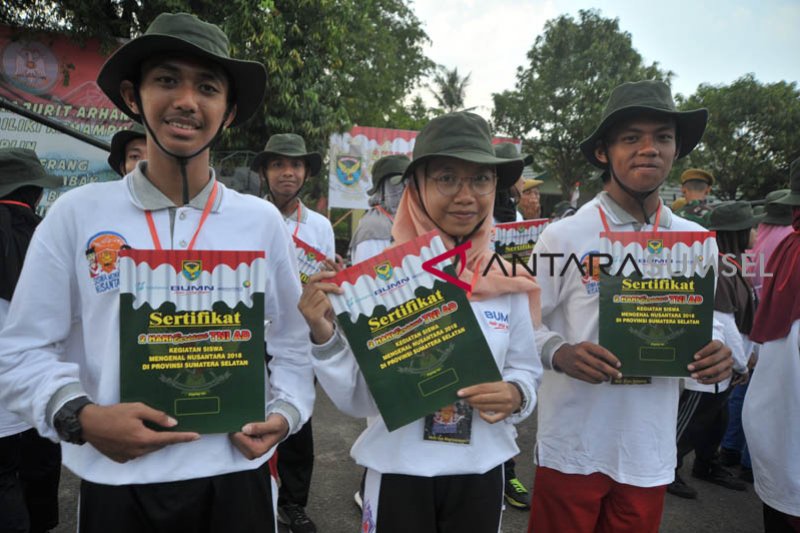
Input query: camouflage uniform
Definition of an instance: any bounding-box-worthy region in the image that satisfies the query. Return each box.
[675,199,712,227]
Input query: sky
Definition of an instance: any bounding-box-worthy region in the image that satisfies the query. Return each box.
[410,0,800,120]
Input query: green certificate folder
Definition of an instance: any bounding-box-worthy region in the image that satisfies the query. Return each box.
[119,250,266,434]
[329,231,501,431]
[598,230,716,378]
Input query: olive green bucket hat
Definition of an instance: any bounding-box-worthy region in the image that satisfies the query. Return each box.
[0,148,61,197]
[404,111,524,189]
[580,80,708,169]
[367,155,409,195]
[494,142,533,167]
[773,157,800,207]
[762,189,792,225]
[107,123,146,176]
[97,12,266,127]
[707,201,765,231]
[250,133,322,177]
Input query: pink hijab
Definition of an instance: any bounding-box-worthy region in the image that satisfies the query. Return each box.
[748,222,794,299]
[392,172,541,325]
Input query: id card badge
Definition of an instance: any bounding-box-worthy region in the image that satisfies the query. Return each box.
[423,400,473,445]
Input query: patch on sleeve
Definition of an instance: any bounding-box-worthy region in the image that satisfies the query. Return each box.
[85,231,128,293]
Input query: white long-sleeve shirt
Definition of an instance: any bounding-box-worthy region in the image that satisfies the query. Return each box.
[0,299,31,438]
[280,199,336,260]
[531,192,724,487]
[311,293,541,477]
[0,164,315,485]
[744,320,800,517]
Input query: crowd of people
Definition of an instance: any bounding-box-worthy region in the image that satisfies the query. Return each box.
[0,11,797,533]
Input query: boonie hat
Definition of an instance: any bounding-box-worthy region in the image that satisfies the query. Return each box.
[494,142,533,167]
[404,111,524,189]
[762,189,792,225]
[250,133,322,177]
[0,148,61,197]
[772,158,800,207]
[97,12,266,127]
[107,123,146,176]
[367,155,409,195]
[580,80,708,169]
[707,201,765,231]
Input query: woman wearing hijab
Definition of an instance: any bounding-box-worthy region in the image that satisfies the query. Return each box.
[298,112,542,533]
[744,158,800,532]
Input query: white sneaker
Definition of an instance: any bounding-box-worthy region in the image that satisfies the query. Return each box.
[354,490,363,511]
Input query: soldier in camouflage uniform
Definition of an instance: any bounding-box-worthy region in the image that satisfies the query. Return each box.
[674,168,714,226]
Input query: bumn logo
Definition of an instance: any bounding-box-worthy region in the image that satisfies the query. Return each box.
[181,260,202,281]
[374,261,393,281]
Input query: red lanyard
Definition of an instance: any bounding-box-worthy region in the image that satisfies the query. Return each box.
[144,182,218,250]
[597,200,662,232]
[375,205,394,223]
[0,200,31,209]
[292,202,302,237]
[721,252,743,273]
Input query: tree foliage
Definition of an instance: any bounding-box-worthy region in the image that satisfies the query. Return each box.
[429,65,473,113]
[492,9,671,199]
[2,0,432,203]
[677,75,800,200]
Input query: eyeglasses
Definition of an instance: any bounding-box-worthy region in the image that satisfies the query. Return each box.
[428,172,497,196]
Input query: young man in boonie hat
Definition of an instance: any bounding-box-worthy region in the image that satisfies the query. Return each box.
[674,168,715,226]
[107,123,147,176]
[251,132,331,533]
[745,156,800,532]
[349,154,409,264]
[527,80,734,533]
[252,133,335,261]
[0,148,63,533]
[0,13,315,533]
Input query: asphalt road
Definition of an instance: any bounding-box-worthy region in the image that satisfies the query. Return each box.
[53,385,763,532]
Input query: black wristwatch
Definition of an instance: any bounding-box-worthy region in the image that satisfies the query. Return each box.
[509,381,527,414]
[53,396,94,444]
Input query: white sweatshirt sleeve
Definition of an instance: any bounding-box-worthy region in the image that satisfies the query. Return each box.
[503,293,542,424]
[310,329,380,418]
[528,231,567,370]
[264,223,317,435]
[715,311,749,374]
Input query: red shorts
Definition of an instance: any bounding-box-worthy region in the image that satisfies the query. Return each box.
[528,466,667,533]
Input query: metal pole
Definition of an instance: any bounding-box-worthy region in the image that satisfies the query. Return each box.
[0,96,111,152]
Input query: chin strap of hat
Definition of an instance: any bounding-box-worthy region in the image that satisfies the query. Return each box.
[608,163,664,226]
[133,87,231,206]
